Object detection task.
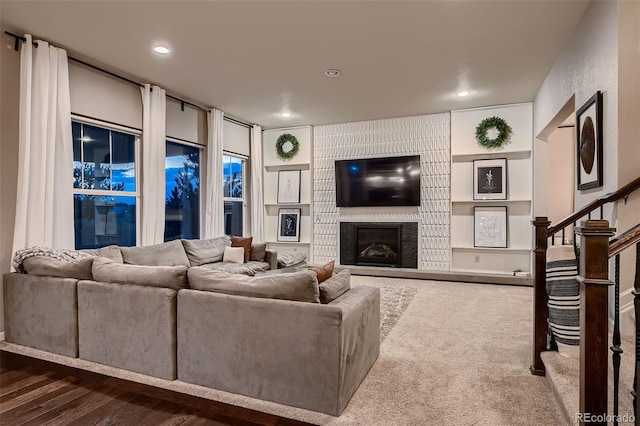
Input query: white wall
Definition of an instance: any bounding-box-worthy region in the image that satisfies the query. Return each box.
[546,127,575,229]
[534,0,618,214]
[313,114,451,271]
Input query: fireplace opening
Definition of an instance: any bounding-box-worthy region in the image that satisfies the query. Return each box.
[356,225,401,267]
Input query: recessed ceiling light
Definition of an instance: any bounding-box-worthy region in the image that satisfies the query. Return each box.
[153,45,170,54]
[324,69,341,77]
[280,112,291,118]
[456,91,470,97]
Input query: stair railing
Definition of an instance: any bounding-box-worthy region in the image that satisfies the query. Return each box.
[531,176,640,377]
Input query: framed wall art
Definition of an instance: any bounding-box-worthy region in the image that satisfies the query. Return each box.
[277,208,301,242]
[576,91,603,190]
[277,170,301,203]
[473,158,507,200]
[474,206,508,248]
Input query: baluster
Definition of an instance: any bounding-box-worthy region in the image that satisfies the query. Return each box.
[552,233,556,246]
[600,205,604,220]
[611,254,623,426]
[633,242,640,421]
[562,228,566,245]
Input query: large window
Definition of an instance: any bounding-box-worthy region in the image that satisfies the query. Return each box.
[72,121,138,249]
[223,154,245,236]
[165,141,200,241]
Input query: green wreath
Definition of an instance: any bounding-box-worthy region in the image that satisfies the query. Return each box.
[276,133,300,161]
[475,116,513,149]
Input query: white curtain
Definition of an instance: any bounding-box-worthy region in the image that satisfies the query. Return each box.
[250,125,264,242]
[204,109,224,238]
[140,84,167,245]
[12,34,74,259]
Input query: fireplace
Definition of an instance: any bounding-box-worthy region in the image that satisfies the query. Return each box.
[356,225,401,266]
[340,222,418,268]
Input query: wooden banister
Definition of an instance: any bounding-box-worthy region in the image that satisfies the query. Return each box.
[549,176,640,236]
[609,224,640,258]
[576,220,615,426]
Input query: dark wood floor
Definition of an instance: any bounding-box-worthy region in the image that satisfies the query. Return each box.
[0,351,315,426]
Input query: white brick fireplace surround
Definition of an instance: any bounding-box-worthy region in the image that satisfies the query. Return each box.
[313,113,451,271]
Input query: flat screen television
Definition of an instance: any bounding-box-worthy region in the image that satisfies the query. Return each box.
[335,155,421,207]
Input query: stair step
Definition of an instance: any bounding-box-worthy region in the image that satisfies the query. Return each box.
[541,337,636,425]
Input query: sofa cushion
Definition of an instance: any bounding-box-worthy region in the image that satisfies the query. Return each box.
[120,240,190,267]
[223,247,245,264]
[319,270,351,304]
[309,260,335,283]
[181,236,231,266]
[92,257,188,290]
[22,256,94,280]
[250,243,267,262]
[199,261,271,276]
[81,245,124,263]
[231,236,253,262]
[188,267,320,303]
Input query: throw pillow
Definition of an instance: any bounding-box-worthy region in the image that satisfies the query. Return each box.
[120,240,190,267]
[231,236,253,262]
[319,270,351,304]
[188,267,320,303]
[80,245,124,263]
[181,236,231,266]
[249,242,267,262]
[309,260,335,283]
[223,246,245,264]
[92,257,188,290]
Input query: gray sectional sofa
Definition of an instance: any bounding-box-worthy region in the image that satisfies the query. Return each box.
[2,236,381,416]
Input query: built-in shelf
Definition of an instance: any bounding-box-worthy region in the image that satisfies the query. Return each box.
[450,103,534,275]
[451,246,532,252]
[264,203,310,207]
[451,150,532,162]
[451,199,531,204]
[266,241,309,245]
[265,163,310,172]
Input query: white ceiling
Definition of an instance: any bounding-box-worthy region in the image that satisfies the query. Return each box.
[1,1,589,129]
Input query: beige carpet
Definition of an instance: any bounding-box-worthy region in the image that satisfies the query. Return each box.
[1,277,565,425]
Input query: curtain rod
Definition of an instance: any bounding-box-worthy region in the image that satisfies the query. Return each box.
[5,29,254,127]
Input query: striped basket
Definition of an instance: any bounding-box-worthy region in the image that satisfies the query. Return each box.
[546,245,580,358]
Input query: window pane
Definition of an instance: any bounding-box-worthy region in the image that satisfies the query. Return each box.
[74,194,136,249]
[222,155,243,199]
[165,141,200,241]
[82,124,111,190]
[111,131,136,191]
[224,201,243,236]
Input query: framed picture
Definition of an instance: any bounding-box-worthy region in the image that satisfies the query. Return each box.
[473,158,507,200]
[576,91,603,190]
[278,208,301,242]
[277,170,301,203]
[474,206,508,248]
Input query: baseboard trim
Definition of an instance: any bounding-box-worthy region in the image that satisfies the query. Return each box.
[338,265,532,286]
[0,332,4,341]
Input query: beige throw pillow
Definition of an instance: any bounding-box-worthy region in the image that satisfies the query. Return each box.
[223,246,245,264]
[319,270,351,303]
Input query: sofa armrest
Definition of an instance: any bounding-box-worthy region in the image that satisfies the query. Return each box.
[3,273,79,357]
[264,249,277,270]
[329,285,381,413]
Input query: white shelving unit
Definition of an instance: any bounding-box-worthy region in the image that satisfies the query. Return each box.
[262,126,313,260]
[450,103,533,275]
